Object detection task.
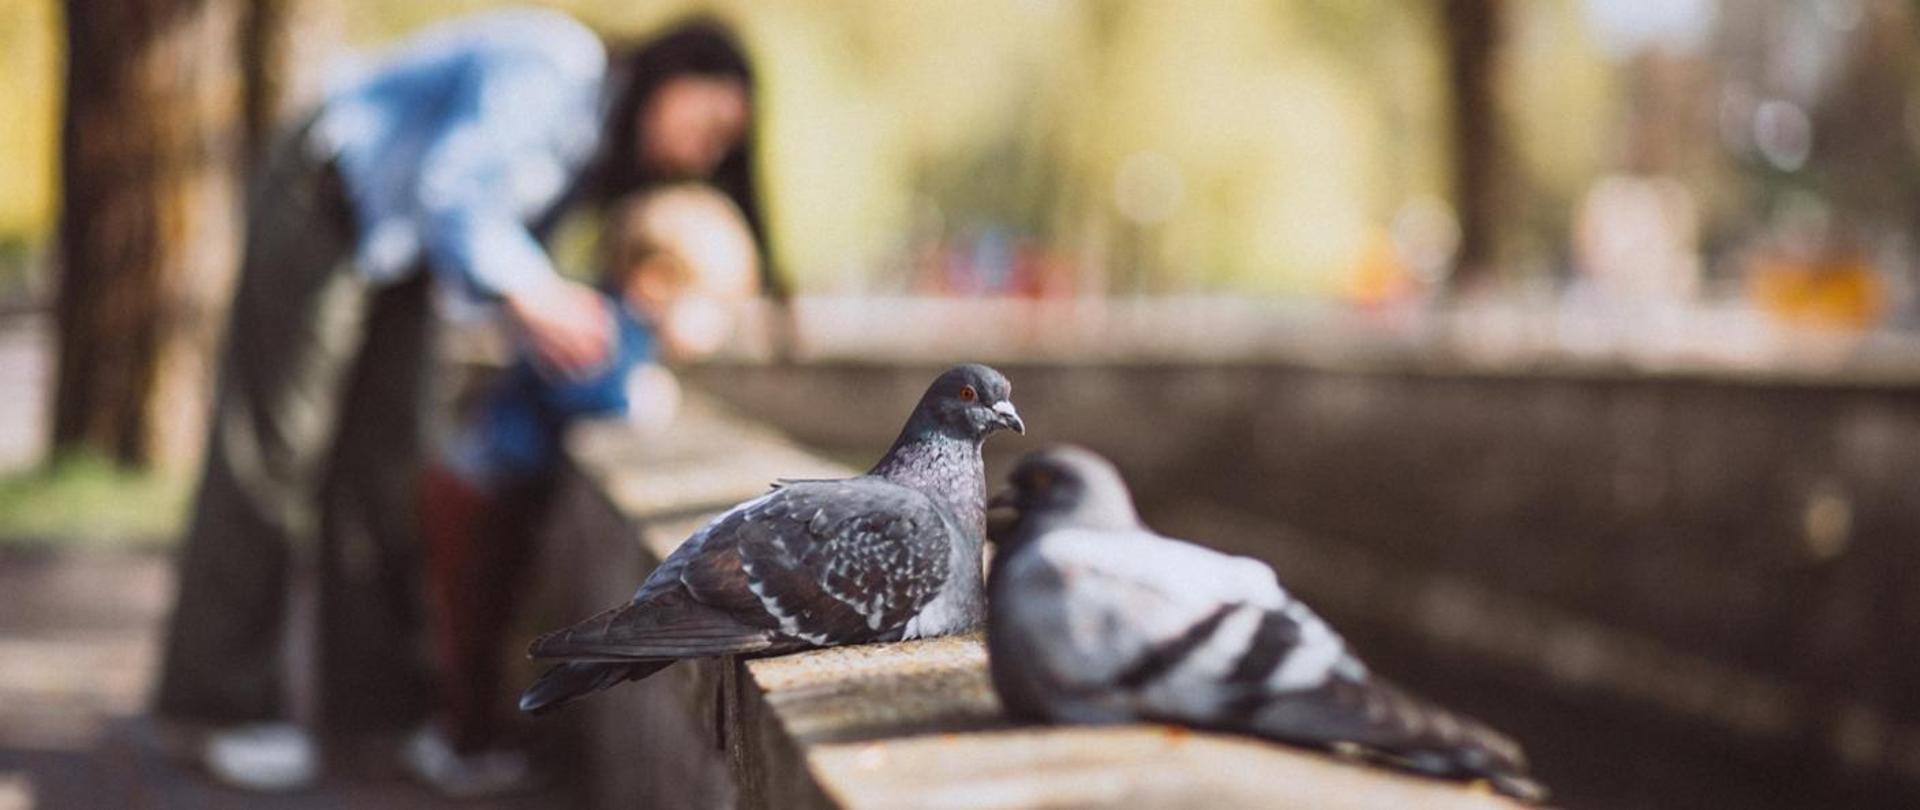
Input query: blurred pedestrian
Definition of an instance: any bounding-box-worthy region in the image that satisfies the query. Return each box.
[152,9,774,791]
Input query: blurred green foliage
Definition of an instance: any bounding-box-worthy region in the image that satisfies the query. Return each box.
[0,0,1623,295]
[0,452,190,547]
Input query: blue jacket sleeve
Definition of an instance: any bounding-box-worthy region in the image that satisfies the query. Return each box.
[413,48,597,299]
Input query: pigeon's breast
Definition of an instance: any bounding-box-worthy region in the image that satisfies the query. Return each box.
[900,508,986,638]
[873,437,986,538]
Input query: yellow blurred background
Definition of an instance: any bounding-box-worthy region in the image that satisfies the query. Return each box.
[0,0,1615,295]
[5,0,1914,327]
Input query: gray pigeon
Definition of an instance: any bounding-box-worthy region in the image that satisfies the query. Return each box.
[986,446,1547,802]
[520,364,1023,713]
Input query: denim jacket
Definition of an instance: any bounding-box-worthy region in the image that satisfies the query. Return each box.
[312,8,605,300]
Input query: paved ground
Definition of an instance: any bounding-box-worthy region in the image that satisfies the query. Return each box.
[0,551,571,810]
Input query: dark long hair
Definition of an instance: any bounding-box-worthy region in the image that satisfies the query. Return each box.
[565,17,789,303]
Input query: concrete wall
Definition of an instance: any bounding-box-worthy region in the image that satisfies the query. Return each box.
[685,360,1920,809]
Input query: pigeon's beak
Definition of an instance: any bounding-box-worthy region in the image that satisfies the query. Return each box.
[991,400,1025,434]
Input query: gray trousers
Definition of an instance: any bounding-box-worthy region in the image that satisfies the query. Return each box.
[154,127,438,732]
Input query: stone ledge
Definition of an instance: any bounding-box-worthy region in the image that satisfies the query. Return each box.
[559,394,1535,809]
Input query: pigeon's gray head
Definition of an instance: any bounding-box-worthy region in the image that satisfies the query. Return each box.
[910,363,1024,441]
[990,445,1141,545]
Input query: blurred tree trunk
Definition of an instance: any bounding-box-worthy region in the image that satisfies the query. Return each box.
[53,0,326,471]
[240,0,293,156]
[1439,0,1508,290]
[1816,2,1913,236]
[240,0,336,160]
[54,0,245,470]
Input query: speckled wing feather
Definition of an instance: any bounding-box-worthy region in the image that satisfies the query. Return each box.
[529,477,956,661]
[720,478,956,645]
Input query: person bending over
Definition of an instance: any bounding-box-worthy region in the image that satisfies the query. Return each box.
[153,10,775,791]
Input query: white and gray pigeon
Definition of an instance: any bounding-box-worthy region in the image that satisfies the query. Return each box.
[519,363,1024,713]
[985,446,1547,802]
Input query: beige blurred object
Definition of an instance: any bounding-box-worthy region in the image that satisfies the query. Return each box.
[609,186,760,297]
[0,773,31,810]
[1559,174,1703,354]
[622,363,684,437]
[1572,174,1701,302]
[606,184,761,361]
[663,296,736,358]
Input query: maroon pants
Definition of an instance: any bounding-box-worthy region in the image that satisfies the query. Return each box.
[418,464,548,753]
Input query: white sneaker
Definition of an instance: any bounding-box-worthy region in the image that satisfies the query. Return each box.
[202,722,319,792]
[401,724,534,798]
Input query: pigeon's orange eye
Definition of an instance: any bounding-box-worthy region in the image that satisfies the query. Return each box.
[959,386,977,402]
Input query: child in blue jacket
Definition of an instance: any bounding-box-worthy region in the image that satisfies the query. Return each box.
[411,184,759,794]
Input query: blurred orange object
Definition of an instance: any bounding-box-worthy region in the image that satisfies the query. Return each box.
[1346,228,1418,310]
[1747,254,1885,330]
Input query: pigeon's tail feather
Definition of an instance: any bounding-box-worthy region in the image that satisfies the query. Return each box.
[1250,676,1548,803]
[528,594,777,661]
[1485,774,1551,804]
[519,660,673,715]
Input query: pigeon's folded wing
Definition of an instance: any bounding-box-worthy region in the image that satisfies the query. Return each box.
[1006,529,1367,717]
[530,478,955,659]
[719,478,957,645]
[1000,529,1275,694]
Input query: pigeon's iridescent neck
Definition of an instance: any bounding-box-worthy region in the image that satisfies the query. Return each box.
[871,434,986,538]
